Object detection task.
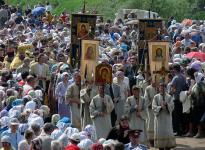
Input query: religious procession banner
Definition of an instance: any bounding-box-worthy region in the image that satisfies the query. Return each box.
[95,63,112,85]
[138,19,163,65]
[138,19,163,49]
[148,42,169,85]
[71,14,97,68]
[81,40,99,82]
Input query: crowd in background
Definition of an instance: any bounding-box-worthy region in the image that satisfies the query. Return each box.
[0,2,204,150]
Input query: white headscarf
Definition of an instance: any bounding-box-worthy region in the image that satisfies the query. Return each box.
[84,124,97,142]
[78,139,94,150]
[0,116,10,128]
[35,90,43,101]
[64,127,79,138]
[51,129,63,140]
[28,113,44,127]
[25,100,36,111]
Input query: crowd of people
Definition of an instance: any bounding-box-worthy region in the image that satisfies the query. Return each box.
[0,2,204,150]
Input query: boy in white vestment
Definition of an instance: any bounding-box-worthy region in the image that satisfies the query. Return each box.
[152,83,176,150]
[125,86,149,146]
[90,85,114,139]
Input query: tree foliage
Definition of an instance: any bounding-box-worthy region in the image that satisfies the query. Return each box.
[7,0,205,21]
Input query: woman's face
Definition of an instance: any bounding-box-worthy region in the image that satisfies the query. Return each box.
[120,120,129,129]
[63,74,68,82]
[2,142,10,148]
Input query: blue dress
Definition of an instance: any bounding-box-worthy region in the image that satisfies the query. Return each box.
[55,81,71,118]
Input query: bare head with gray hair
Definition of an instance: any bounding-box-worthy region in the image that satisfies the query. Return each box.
[51,140,63,150]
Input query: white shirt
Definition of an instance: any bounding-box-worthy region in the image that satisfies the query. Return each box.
[18,140,31,150]
[37,64,44,76]
[22,84,33,97]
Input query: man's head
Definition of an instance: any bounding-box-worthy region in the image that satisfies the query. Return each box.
[24,129,34,141]
[37,53,45,64]
[132,86,140,98]
[31,123,41,136]
[172,63,181,74]
[73,72,81,85]
[23,57,30,66]
[98,85,105,97]
[130,56,137,66]
[9,118,19,133]
[43,123,55,135]
[84,80,94,90]
[128,130,142,145]
[159,83,166,94]
[43,54,49,64]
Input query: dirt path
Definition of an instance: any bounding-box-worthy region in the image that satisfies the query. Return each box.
[150,137,205,150]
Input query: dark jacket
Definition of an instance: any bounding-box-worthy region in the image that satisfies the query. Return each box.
[106,125,130,144]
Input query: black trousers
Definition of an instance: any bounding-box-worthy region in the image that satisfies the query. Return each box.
[172,99,184,135]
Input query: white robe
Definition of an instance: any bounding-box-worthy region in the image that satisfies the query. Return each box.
[66,83,81,129]
[152,93,176,148]
[144,85,157,140]
[80,87,98,130]
[139,80,149,96]
[90,94,114,139]
[113,79,129,124]
[124,96,149,146]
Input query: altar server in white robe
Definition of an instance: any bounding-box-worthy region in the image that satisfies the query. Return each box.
[80,80,98,129]
[125,85,149,146]
[90,85,114,139]
[152,83,176,150]
[113,70,129,124]
[144,82,157,146]
[66,72,81,130]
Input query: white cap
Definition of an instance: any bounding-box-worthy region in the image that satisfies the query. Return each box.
[69,133,80,143]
